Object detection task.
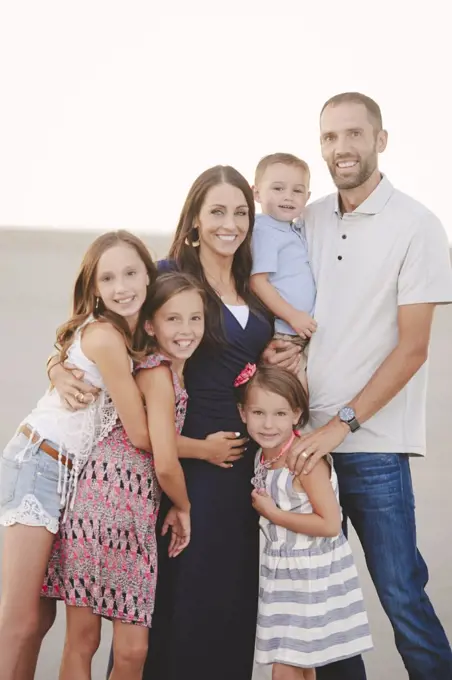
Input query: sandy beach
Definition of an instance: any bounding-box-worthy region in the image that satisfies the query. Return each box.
[0,228,451,679]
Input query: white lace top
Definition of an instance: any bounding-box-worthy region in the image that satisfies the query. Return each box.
[20,316,132,508]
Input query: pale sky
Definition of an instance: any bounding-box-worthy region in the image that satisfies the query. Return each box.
[0,0,451,238]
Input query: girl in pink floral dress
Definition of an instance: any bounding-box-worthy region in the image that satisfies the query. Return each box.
[43,272,205,680]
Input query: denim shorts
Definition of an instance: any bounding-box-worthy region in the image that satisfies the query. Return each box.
[0,431,63,534]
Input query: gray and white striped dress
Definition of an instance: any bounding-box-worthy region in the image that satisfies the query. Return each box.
[254,455,373,669]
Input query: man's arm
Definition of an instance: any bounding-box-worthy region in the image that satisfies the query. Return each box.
[348,303,433,423]
[289,303,435,474]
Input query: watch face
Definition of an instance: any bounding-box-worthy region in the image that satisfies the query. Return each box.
[340,407,355,422]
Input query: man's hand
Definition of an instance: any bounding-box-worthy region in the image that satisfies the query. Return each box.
[251,488,278,520]
[286,418,350,475]
[203,431,248,468]
[262,339,301,373]
[49,361,100,410]
[162,506,191,557]
[289,311,318,339]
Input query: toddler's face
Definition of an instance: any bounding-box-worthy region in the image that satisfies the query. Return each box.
[254,163,310,222]
[240,385,301,451]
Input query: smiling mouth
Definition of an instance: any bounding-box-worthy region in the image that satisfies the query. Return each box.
[174,339,194,349]
[336,160,359,169]
[114,295,136,304]
[216,234,237,242]
[278,204,295,210]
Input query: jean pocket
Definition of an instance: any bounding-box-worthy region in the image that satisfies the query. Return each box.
[36,447,60,484]
[0,457,20,505]
[2,431,41,463]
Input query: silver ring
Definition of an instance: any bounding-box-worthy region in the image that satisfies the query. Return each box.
[301,451,308,459]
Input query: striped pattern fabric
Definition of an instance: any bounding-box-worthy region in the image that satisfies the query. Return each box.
[255,457,373,669]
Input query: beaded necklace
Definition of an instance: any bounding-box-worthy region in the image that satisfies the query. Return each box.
[252,431,296,490]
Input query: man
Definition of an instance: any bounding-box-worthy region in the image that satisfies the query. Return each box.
[266,92,452,679]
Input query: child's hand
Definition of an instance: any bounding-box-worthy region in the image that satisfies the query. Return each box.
[162,505,191,557]
[251,488,278,520]
[289,311,317,339]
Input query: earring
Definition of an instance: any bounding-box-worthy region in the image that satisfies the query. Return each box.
[184,226,200,248]
[95,297,99,311]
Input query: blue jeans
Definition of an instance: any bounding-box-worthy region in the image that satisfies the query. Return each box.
[317,453,452,680]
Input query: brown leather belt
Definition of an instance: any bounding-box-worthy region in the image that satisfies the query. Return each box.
[19,424,73,470]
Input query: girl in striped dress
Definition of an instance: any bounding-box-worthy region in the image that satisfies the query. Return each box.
[235,364,373,680]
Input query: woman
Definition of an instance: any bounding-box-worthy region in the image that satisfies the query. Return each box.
[52,166,299,680]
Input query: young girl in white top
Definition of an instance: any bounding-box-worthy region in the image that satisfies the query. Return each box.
[235,364,373,680]
[42,271,205,680]
[0,230,159,680]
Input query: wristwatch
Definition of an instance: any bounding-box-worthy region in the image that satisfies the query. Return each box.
[338,406,360,433]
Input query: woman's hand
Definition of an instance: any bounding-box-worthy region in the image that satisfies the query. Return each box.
[162,506,191,557]
[49,361,100,410]
[203,431,248,468]
[261,339,301,373]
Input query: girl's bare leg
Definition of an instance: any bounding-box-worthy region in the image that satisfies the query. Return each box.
[109,620,149,680]
[0,525,55,680]
[59,606,101,680]
[273,662,316,680]
[15,598,57,680]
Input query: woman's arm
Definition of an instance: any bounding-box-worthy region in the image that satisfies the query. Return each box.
[260,338,301,372]
[252,460,342,537]
[82,324,151,451]
[136,366,190,511]
[176,432,247,468]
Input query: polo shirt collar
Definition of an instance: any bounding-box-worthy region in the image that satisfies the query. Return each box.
[255,213,295,231]
[334,174,394,216]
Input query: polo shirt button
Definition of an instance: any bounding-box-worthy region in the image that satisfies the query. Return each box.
[342,234,347,239]
[338,255,343,261]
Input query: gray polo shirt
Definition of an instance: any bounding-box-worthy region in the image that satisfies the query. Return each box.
[304,175,452,455]
[251,213,316,334]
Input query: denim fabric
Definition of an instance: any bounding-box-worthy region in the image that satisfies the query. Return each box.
[318,453,452,680]
[0,431,63,533]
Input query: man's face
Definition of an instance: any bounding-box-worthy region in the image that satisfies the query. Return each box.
[320,102,387,190]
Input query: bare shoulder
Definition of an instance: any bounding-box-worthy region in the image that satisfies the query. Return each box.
[137,363,173,386]
[82,321,127,355]
[137,363,175,403]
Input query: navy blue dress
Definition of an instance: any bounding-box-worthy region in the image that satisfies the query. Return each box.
[142,293,272,679]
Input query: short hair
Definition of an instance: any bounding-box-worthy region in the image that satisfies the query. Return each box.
[320,92,383,132]
[254,152,310,186]
[235,365,309,429]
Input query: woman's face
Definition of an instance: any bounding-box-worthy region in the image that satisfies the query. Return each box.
[196,183,250,259]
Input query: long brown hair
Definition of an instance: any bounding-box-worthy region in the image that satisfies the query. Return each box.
[168,165,268,344]
[143,271,206,352]
[55,230,158,362]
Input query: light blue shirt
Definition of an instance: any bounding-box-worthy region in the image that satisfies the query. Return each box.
[251,213,316,335]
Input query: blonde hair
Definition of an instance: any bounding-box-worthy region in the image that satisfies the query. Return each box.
[254,153,310,186]
[55,230,158,363]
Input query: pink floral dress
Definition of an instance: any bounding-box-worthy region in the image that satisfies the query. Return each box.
[42,353,187,627]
